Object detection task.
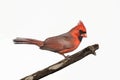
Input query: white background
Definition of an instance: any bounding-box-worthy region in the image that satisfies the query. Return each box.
[0,0,120,80]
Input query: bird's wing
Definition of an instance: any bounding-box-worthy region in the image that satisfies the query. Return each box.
[40,33,74,52]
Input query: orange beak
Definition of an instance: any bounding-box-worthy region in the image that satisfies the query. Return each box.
[81,33,87,38]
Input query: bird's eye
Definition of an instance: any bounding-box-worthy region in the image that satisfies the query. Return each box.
[79,30,86,34]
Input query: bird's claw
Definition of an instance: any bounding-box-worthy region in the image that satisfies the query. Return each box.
[65,55,70,58]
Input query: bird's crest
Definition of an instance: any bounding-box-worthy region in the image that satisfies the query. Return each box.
[70,20,86,32]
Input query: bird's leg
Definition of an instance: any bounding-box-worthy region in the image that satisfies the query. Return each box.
[60,54,70,59]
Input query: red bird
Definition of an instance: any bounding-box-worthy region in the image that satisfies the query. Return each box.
[13,21,87,58]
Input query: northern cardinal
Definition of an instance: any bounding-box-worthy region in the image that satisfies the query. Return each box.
[13,21,87,58]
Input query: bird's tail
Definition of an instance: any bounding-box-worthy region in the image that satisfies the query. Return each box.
[13,37,44,47]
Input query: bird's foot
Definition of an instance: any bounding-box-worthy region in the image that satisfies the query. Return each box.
[62,54,70,59]
[65,55,70,58]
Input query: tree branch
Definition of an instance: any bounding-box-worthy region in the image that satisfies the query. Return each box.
[21,44,99,80]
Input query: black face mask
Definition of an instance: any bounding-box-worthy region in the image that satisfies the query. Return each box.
[79,30,86,34]
[78,30,86,41]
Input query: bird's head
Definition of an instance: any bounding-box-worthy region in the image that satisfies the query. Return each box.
[78,21,87,38]
[70,20,87,39]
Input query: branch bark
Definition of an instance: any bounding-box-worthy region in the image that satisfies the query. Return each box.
[21,44,99,80]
